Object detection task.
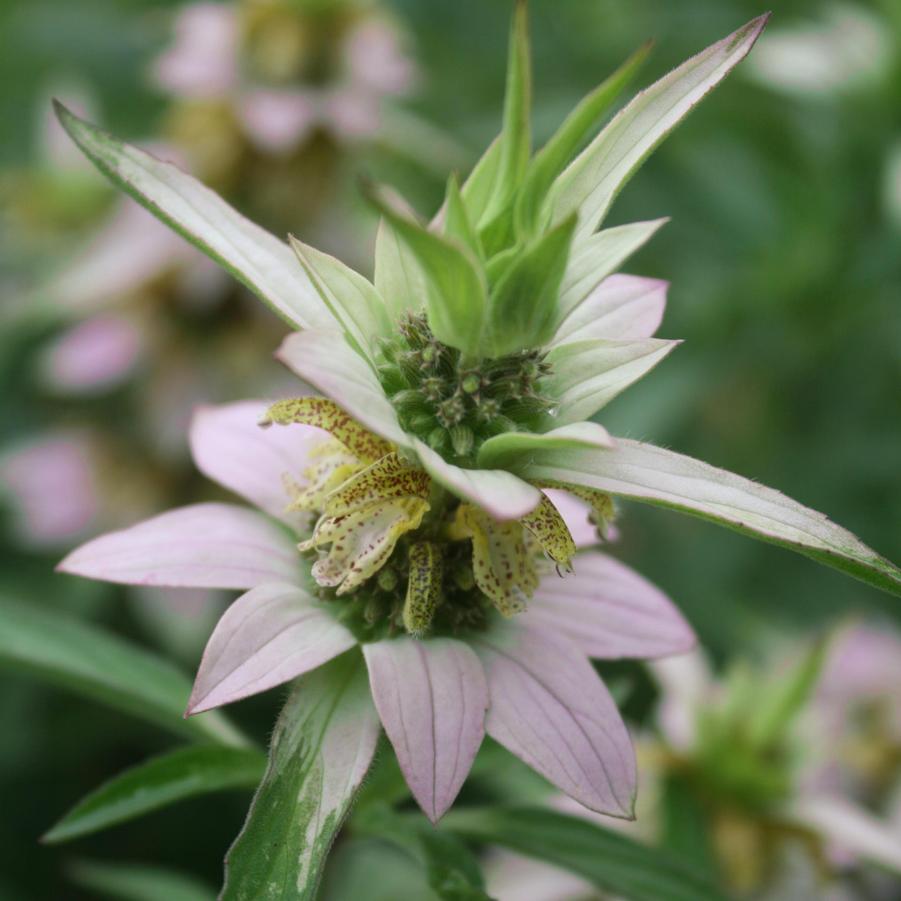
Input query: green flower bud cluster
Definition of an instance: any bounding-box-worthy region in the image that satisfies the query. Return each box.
[377,311,556,463]
[306,535,491,642]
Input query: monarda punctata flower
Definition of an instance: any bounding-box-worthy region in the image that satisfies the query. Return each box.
[56,3,900,838]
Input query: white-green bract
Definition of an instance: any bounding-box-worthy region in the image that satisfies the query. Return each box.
[54,10,899,599]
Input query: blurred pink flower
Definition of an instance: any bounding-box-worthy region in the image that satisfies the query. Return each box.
[151,2,238,99]
[151,2,416,152]
[60,400,696,823]
[1,433,99,547]
[40,314,144,394]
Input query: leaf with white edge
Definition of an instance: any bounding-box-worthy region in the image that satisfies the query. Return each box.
[363,638,488,823]
[479,0,531,227]
[551,273,668,345]
[221,653,380,901]
[365,187,489,356]
[508,439,901,597]
[188,582,356,714]
[53,102,332,331]
[44,745,265,843]
[515,40,653,236]
[488,214,577,356]
[276,330,411,450]
[473,620,636,817]
[547,15,770,238]
[545,337,680,424]
[556,218,668,322]
[526,551,696,660]
[477,422,613,470]
[412,439,541,521]
[69,861,217,901]
[0,598,244,746]
[58,503,301,590]
[443,806,729,901]
[289,236,391,363]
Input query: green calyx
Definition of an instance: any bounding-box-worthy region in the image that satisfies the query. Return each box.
[377,311,556,464]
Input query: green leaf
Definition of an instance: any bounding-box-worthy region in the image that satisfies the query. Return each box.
[479,0,531,227]
[44,745,265,843]
[443,806,728,901]
[364,186,489,356]
[288,237,391,363]
[515,41,653,237]
[504,438,901,597]
[544,337,680,424]
[459,137,502,226]
[487,214,577,355]
[443,175,483,260]
[221,652,380,901]
[556,218,668,322]
[354,806,489,901]
[747,637,830,750]
[321,838,437,901]
[52,102,332,331]
[477,422,613,470]
[0,598,245,746]
[68,860,216,901]
[546,15,769,238]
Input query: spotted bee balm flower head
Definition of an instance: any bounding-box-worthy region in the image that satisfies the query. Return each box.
[56,4,901,832]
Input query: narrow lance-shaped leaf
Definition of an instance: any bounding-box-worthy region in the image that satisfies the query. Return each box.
[288,237,391,364]
[0,598,245,746]
[479,0,531,227]
[44,745,266,843]
[443,174,483,260]
[443,806,729,901]
[505,439,901,597]
[364,185,489,356]
[68,861,217,901]
[556,218,669,323]
[52,103,332,331]
[546,15,770,238]
[515,40,653,236]
[488,214,577,356]
[221,652,380,901]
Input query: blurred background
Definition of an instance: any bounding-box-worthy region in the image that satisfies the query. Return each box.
[0,0,899,898]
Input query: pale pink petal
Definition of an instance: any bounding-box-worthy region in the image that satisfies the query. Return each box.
[785,795,901,872]
[1,433,98,547]
[50,200,198,313]
[485,850,593,901]
[237,90,317,153]
[343,19,416,96]
[364,637,488,822]
[649,650,715,751]
[323,87,381,139]
[41,314,143,394]
[187,582,356,713]
[475,621,636,817]
[541,489,598,549]
[526,551,696,660]
[58,502,300,589]
[551,274,668,345]
[190,400,324,527]
[151,3,238,98]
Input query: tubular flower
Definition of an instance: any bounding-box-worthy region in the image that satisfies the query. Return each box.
[56,4,901,825]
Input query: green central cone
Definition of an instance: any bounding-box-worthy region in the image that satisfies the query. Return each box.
[376,311,556,464]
